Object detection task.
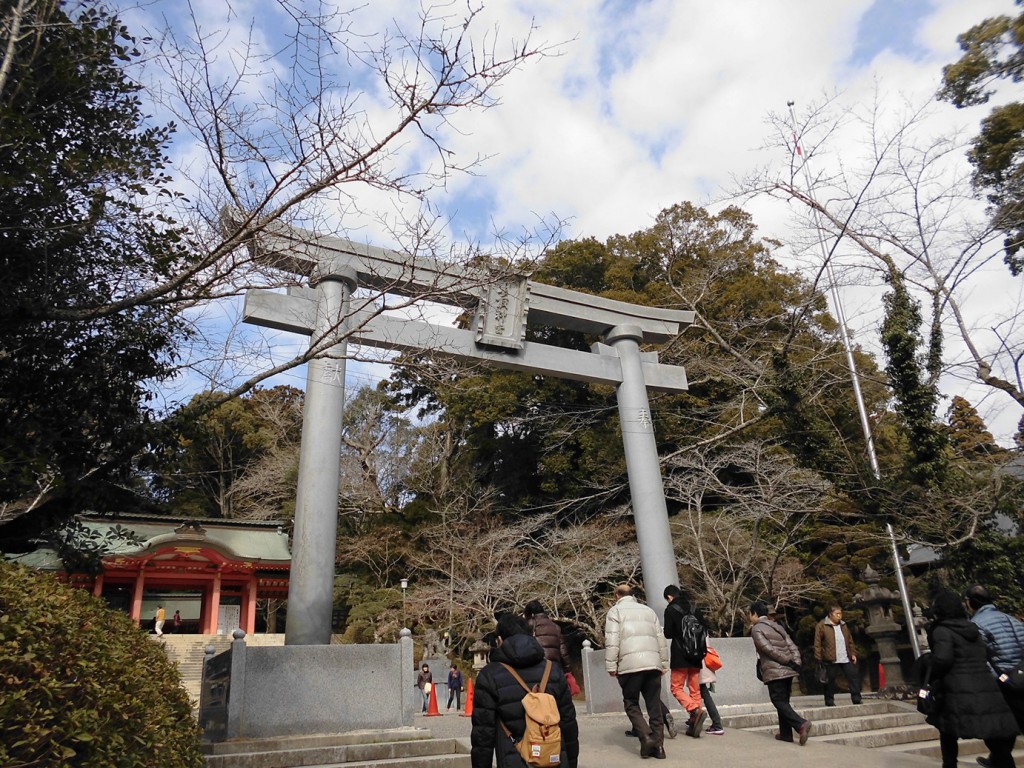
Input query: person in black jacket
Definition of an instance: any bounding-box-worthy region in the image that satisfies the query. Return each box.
[471,613,580,768]
[920,589,1018,768]
[663,585,708,737]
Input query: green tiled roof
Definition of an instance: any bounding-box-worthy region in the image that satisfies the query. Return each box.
[7,515,291,570]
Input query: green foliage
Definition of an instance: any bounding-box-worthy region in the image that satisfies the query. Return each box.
[0,0,192,516]
[941,515,1024,617]
[33,519,144,575]
[939,6,1024,273]
[153,386,304,518]
[946,395,1002,458]
[0,562,203,768]
[879,273,948,487]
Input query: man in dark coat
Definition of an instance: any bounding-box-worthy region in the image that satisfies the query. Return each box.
[923,589,1018,768]
[524,600,573,674]
[471,613,579,768]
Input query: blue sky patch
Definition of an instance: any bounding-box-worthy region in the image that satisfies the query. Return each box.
[849,0,933,66]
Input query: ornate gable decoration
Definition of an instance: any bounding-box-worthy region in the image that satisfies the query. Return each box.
[174,521,208,540]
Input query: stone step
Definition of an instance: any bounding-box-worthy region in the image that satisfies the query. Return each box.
[721,699,891,729]
[807,722,940,748]
[746,709,926,738]
[204,735,466,768]
[204,729,432,755]
[314,756,471,768]
[880,738,1024,763]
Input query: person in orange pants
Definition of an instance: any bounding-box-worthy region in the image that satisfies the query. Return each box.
[663,585,708,737]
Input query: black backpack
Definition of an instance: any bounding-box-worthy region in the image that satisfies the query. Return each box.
[676,614,708,663]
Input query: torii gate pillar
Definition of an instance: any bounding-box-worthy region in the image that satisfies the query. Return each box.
[605,325,677,615]
[287,261,356,645]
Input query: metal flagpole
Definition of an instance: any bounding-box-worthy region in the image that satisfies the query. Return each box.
[787,102,921,658]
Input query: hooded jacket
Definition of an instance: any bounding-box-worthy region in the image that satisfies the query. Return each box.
[527,611,573,673]
[604,595,669,676]
[471,633,579,768]
[923,617,1018,739]
[663,599,707,669]
[751,617,800,683]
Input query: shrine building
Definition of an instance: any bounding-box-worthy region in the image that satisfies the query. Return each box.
[8,515,291,635]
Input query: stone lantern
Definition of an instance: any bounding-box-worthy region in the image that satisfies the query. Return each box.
[854,565,906,687]
[470,638,491,671]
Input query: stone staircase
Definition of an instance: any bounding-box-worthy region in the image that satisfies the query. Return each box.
[201,729,470,768]
[156,633,286,705]
[723,694,1024,764]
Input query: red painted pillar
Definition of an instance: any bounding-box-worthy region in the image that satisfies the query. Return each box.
[244,576,258,635]
[92,573,104,598]
[131,570,145,625]
[207,571,222,634]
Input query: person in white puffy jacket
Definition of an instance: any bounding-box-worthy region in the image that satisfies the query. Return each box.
[605,584,671,760]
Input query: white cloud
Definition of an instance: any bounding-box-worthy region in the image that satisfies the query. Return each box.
[132,0,1023,442]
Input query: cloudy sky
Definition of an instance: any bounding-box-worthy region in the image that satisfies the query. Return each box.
[127,0,1022,443]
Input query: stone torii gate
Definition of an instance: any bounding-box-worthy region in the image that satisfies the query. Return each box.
[243,223,695,645]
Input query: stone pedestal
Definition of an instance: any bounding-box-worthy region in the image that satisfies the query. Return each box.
[855,566,906,687]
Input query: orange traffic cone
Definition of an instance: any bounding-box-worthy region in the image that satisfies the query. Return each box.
[425,682,442,717]
[461,677,475,717]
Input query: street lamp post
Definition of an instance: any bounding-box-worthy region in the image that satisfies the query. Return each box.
[401,578,409,627]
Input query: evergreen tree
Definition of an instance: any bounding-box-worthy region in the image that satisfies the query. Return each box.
[0,0,192,527]
[939,6,1024,273]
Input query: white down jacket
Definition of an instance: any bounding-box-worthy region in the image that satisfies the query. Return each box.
[604,596,670,675]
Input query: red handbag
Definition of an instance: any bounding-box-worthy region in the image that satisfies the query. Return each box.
[704,645,723,672]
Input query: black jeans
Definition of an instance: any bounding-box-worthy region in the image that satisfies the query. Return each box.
[824,661,862,704]
[1001,685,1024,733]
[447,687,461,710]
[700,683,722,728]
[618,670,665,746]
[940,731,1016,768]
[766,677,806,740]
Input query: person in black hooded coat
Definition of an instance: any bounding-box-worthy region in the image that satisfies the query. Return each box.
[471,613,579,768]
[920,589,1018,768]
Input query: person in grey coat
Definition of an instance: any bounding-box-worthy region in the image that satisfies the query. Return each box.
[922,589,1018,768]
[749,600,812,746]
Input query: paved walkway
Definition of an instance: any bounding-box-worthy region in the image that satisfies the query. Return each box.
[415,701,939,768]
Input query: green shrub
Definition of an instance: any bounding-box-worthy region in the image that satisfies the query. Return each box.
[0,562,204,767]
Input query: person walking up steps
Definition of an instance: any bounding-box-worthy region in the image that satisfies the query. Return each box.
[750,600,812,746]
[662,585,708,738]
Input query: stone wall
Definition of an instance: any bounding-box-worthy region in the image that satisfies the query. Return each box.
[581,637,770,714]
[202,630,415,741]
